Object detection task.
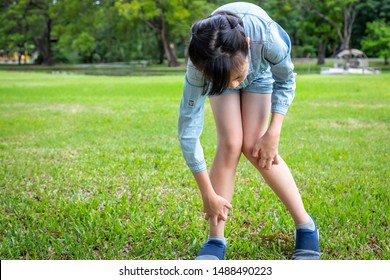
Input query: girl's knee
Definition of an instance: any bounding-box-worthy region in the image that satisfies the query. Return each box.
[242,140,255,159]
[217,137,243,158]
[241,130,267,159]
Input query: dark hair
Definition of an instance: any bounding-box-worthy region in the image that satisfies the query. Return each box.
[188,11,248,95]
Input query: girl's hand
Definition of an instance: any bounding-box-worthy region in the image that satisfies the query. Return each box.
[251,130,280,170]
[203,193,232,226]
[252,112,285,170]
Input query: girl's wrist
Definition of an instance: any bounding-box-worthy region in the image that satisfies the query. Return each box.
[268,112,284,136]
[192,170,217,202]
[266,126,281,138]
[201,188,217,202]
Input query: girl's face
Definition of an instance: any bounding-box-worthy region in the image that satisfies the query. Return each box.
[228,37,250,89]
[228,56,249,89]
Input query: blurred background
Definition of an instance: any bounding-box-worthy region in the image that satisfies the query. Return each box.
[0,0,389,71]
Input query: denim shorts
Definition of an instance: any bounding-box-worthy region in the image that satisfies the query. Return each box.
[222,69,274,95]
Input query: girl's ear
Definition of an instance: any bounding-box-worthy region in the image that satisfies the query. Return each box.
[246,37,250,48]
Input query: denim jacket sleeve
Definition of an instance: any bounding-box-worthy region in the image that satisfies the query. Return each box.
[178,60,207,173]
[265,22,296,115]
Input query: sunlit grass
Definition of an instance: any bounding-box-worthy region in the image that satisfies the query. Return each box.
[0,71,389,259]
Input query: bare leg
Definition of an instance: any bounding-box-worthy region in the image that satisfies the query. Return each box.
[208,93,243,236]
[241,92,309,224]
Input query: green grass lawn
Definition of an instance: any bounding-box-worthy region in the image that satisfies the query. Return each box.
[0,71,389,260]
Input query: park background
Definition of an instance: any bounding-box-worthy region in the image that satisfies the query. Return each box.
[0,0,389,260]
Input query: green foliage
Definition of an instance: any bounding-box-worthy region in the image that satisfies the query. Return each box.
[352,0,390,48]
[297,0,358,51]
[0,0,389,64]
[115,0,214,66]
[0,0,57,64]
[0,1,30,52]
[72,32,95,60]
[0,71,389,260]
[361,20,390,64]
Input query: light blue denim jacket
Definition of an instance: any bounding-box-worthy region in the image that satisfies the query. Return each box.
[178,2,295,173]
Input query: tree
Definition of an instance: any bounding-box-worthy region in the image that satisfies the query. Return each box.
[302,13,336,64]
[262,0,328,62]
[115,0,211,67]
[352,0,390,49]
[71,32,95,63]
[91,1,159,63]
[0,0,57,65]
[52,0,103,63]
[361,20,390,64]
[0,1,26,64]
[299,0,358,51]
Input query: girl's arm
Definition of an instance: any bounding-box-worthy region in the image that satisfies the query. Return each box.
[179,60,232,225]
[265,22,295,116]
[192,171,232,226]
[178,61,207,173]
[252,112,284,170]
[252,22,295,169]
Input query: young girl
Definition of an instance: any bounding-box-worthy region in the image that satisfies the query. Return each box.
[178,2,320,260]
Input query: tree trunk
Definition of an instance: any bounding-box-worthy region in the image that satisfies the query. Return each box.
[143,14,180,67]
[157,39,164,64]
[317,39,326,65]
[341,3,355,50]
[33,18,53,65]
[307,2,356,52]
[45,18,52,65]
[160,14,180,67]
